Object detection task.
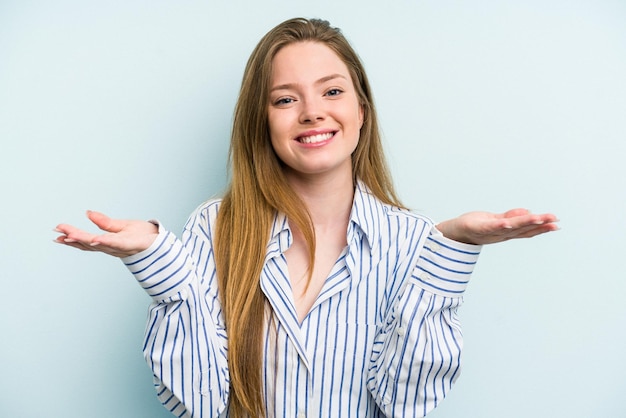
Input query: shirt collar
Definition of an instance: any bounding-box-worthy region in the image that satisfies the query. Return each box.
[269,211,291,255]
[348,179,385,253]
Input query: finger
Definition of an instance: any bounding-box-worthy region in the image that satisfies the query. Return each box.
[88,232,131,250]
[53,236,99,252]
[55,239,129,256]
[499,213,558,230]
[57,216,127,247]
[508,224,559,239]
[54,223,81,235]
[59,224,117,249]
[538,213,559,224]
[54,232,134,256]
[505,221,560,239]
[87,210,127,233]
[477,217,553,241]
[54,224,98,242]
[502,208,531,219]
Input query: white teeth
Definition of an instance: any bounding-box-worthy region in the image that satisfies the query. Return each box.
[299,132,334,144]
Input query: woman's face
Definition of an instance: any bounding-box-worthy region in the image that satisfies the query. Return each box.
[267,41,363,181]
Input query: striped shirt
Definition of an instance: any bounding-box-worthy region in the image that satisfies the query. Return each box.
[123,181,481,417]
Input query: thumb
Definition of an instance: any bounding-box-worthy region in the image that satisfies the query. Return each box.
[502,208,530,219]
[86,210,126,233]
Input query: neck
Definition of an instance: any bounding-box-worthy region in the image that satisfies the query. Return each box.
[285,170,354,228]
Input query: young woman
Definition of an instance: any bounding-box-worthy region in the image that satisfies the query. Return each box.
[55,18,558,418]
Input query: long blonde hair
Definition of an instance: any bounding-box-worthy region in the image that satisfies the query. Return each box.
[214,17,403,417]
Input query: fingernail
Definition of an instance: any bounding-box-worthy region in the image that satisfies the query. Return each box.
[64,238,77,243]
[533,220,545,225]
[90,242,100,247]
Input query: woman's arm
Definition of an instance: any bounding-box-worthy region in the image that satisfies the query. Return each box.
[368,208,558,417]
[54,208,230,417]
[368,227,480,417]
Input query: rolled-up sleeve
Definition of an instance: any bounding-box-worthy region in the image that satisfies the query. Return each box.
[368,228,481,417]
[121,205,230,417]
[124,230,193,302]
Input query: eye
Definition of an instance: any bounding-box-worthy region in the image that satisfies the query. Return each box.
[325,88,343,97]
[273,97,295,106]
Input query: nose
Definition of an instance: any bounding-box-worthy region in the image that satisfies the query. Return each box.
[299,96,325,124]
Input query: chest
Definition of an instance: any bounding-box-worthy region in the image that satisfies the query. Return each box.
[283,231,348,322]
[259,250,394,417]
[257,225,423,413]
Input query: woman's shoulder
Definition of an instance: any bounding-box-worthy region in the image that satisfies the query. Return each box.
[184,197,224,230]
[386,204,432,222]
[195,197,223,212]
[354,180,434,230]
[385,204,434,229]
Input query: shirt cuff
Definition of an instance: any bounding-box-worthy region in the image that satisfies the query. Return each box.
[412,226,482,297]
[121,228,192,301]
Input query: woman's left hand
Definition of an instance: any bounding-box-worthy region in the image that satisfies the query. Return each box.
[436,208,559,245]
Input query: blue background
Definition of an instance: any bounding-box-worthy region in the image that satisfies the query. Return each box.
[1,1,625,417]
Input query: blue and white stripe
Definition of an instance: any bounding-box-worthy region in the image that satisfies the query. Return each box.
[122,181,481,417]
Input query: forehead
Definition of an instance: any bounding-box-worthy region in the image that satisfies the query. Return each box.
[270,41,352,84]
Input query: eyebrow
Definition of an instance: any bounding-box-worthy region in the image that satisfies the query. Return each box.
[270,73,348,93]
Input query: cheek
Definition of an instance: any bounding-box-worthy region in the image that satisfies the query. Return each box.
[268,126,288,162]
[267,109,290,137]
[267,114,281,144]
[269,133,283,160]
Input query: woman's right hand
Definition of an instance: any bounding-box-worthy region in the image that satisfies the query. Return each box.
[54,210,159,258]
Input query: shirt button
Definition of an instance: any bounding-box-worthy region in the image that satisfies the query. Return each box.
[297,413,306,418]
[397,327,406,337]
[168,235,176,245]
[430,242,441,253]
[420,273,431,281]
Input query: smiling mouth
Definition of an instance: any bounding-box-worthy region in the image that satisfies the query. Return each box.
[297,132,336,144]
